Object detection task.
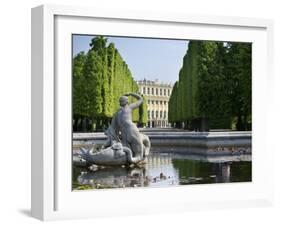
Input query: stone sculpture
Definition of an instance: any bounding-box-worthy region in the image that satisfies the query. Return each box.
[79,93,150,166]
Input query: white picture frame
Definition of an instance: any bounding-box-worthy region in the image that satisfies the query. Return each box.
[31,4,274,221]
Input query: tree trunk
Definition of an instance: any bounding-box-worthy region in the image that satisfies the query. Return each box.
[184,120,189,130]
[73,117,77,132]
[236,115,242,131]
[200,117,209,132]
[82,117,87,132]
[95,119,102,132]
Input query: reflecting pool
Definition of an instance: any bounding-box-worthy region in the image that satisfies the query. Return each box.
[72,149,251,190]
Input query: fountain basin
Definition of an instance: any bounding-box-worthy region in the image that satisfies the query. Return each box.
[73,131,251,156]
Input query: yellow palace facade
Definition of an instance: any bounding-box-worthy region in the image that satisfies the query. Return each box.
[137,79,173,128]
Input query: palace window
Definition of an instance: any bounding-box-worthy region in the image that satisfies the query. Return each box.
[152,88,154,95]
[148,110,150,118]
[164,89,166,96]
[164,111,167,119]
[156,88,158,95]
[156,111,158,118]
[152,100,154,104]
[168,89,170,96]
[152,110,154,118]
[143,87,146,94]
[160,111,163,118]
[156,101,158,104]
[160,89,162,96]
[147,87,150,95]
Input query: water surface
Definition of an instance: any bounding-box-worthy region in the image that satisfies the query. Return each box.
[73,151,251,190]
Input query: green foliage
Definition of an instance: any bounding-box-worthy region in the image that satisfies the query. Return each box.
[73,52,87,117]
[169,40,252,131]
[90,36,107,51]
[83,50,103,118]
[72,36,148,132]
[106,43,115,116]
[224,43,252,130]
[168,81,179,123]
[139,95,148,126]
[74,184,93,190]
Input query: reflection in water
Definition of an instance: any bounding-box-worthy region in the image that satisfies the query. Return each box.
[73,152,252,190]
[77,167,147,189]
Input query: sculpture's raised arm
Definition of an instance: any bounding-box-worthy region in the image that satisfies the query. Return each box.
[125,92,143,110]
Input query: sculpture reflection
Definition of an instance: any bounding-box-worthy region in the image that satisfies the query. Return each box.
[77,166,149,189]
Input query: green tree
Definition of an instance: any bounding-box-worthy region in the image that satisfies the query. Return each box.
[73,52,87,131]
[225,42,252,130]
[168,81,180,127]
[83,50,103,129]
[72,36,147,131]
[195,41,231,129]
[168,40,251,131]
[139,95,148,127]
[106,43,116,117]
[90,36,107,52]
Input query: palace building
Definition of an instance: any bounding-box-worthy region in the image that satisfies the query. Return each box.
[137,79,173,128]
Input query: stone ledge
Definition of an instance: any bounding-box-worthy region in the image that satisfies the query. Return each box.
[73,131,252,156]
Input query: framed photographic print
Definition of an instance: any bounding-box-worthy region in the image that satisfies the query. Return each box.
[31,4,274,221]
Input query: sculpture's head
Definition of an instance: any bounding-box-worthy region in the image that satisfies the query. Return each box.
[119,96,129,107]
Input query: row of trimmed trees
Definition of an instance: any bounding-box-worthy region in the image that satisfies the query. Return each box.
[168,41,252,131]
[73,36,147,132]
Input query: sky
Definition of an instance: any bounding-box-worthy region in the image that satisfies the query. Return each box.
[72,35,189,84]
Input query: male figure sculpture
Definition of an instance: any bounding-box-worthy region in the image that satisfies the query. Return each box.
[79,93,150,166]
[115,93,146,161]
